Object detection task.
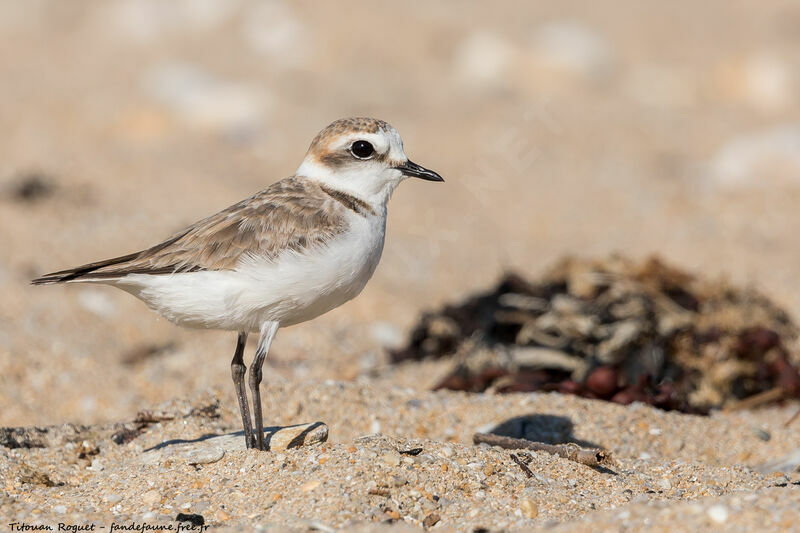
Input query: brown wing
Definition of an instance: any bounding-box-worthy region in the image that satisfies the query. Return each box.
[32,177,349,284]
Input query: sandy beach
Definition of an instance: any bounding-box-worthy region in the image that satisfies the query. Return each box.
[2,1,800,530]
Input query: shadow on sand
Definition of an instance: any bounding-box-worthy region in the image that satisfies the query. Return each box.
[143,421,326,452]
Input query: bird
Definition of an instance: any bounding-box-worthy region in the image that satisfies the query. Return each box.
[32,117,443,451]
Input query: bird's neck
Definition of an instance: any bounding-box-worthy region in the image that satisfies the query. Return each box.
[295,161,401,211]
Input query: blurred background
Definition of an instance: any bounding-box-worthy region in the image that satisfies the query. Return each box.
[2,0,800,426]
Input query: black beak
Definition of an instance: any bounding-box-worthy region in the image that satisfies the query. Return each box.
[395,160,444,182]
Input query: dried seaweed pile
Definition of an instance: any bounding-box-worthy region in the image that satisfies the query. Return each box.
[392,256,800,413]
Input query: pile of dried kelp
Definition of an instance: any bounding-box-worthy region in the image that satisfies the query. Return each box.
[391,256,800,414]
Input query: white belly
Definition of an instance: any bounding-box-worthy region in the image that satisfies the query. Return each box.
[115,215,386,331]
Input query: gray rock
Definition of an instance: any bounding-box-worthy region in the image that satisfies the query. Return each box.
[140,421,328,464]
[183,446,225,465]
[757,447,800,474]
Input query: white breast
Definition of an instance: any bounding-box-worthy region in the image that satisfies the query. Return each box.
[116,209,387,332]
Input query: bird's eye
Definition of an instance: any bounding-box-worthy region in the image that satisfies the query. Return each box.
[350,140,375,159]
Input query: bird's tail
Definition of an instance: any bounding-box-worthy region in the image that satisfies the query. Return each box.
[31,251,142,285]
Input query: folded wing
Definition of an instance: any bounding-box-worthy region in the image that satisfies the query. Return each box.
[32,177,348,284]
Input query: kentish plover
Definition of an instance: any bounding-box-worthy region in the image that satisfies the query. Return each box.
[33,117,443,450]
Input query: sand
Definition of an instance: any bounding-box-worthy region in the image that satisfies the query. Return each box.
[2,1,800,531]
[3,384,800,531]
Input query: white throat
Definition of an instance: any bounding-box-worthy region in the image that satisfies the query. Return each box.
[296,158,405,208]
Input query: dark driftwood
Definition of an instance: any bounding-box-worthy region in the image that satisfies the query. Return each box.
[473,433,613,468]
[785,407,800,428]
[509,453,534,477]
[724,386,784,412]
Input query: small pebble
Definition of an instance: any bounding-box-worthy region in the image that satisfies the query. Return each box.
[175,513,205,526]
[370,322,404,348]
[750,427,771,441]
[707,504,729,524]
[268,422,328,450]
[423,512,440,528]
[381,450,401,467]
[142,489,161,506]
[772,475,790,487]
[301,479,321,493]
[520,499,539,519]
[183,447,225,465]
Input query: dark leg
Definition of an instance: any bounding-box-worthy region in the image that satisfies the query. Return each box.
[231,331,255,449]
[249,321,279,451]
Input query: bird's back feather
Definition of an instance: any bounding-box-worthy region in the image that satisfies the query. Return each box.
[31,176,369,285]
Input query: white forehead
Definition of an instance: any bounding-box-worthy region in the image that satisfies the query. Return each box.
[328,126,406,160]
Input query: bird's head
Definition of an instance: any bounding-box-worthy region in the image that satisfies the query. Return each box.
[296,117,443,204]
